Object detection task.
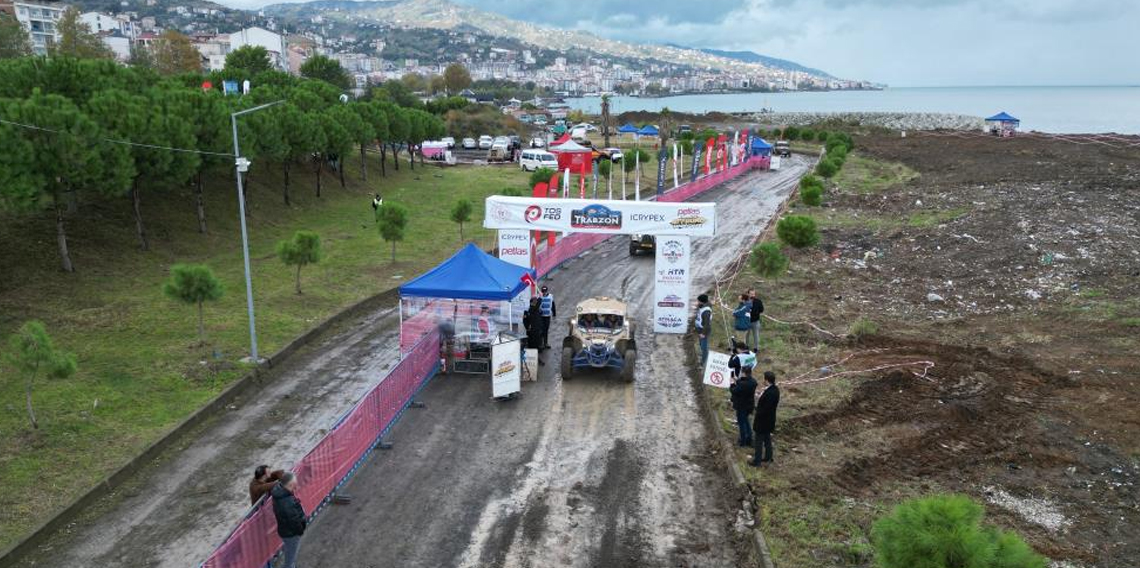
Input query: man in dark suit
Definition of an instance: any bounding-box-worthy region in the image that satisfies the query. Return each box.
[729,367,758,447]
[751,371,780,466]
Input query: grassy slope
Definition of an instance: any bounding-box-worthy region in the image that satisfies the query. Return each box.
[0,152,531,549]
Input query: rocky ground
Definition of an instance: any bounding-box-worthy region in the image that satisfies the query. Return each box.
[713,132,1140,567]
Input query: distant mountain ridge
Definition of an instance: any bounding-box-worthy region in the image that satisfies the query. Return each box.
[691,47,834,79]
[261,0,842,81]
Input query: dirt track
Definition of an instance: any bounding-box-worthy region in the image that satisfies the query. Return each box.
[14,157,806,568]
[298,157,808,568]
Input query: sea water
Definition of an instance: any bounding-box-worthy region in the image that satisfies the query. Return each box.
[566,86,1140,134]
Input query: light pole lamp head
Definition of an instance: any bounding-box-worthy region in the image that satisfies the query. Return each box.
[235,157,251,173]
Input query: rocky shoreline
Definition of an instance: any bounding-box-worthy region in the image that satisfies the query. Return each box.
[742,111,985,131]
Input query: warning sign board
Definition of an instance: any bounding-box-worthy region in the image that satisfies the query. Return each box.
[702,352,733,389]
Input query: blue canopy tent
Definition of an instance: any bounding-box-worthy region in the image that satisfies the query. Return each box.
[985,112,1020,136]
[617,123,639,134]
[637,125,660,136]
[398,243,536,350]
[400,243,533,300]
[750,137,773,157]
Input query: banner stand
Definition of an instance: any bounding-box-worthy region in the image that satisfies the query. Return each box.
[491,335,522,400]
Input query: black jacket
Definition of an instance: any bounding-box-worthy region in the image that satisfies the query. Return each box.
[753,384,780,433]
[271,483,307,538]
[523,308,543,348]
[750,297,764,323]
[729,376,758,413]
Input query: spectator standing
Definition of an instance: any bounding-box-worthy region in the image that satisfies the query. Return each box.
[729,367,758,447]
[751,371,781,466]
[272,473,306,568]
[694,294,712,365]
[733,293,751,338]
[747,288,764,350]
[539,285,556,350]
[248,465,284,505]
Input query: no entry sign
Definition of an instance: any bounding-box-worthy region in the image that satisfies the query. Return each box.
[702,352,732,389]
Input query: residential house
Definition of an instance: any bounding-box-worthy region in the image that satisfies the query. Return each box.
[229,26,287,71]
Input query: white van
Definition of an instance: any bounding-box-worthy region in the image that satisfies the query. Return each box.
[519,150,559,172]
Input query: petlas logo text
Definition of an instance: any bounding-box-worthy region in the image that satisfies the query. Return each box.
[570,204,622,230]
[500,247,529,256]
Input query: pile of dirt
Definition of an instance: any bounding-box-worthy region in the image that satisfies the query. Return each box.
[761,133,1140,567]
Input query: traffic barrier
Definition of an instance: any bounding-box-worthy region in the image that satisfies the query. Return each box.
[200,330,440,568]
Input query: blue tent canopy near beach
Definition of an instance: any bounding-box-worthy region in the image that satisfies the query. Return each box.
[399,243,534,301]
[986,112,1020,124]
[637,125,660,136]
[617,123,639,134]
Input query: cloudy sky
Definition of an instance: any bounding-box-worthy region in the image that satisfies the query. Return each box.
[446,0,1138,86]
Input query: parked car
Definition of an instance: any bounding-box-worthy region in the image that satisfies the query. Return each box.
[678,124,692,136]
[604,147,624,162]
[462,137,477,149]
[530,137,546,148]
[520,150,559,172]
[441,136,455,149]
[574,123,597,132]
[509,135,522,149]
[775,140,791,157]
[478,135,494,149]
[493,136,510,148]
[488,145,511,162]
[534,117,548,126]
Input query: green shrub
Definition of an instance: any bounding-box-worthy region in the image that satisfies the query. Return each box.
[828,144,849,163]
[815,158,840,178]
[801,185,822,206]
[783,126,800,141]
[499,187,524,197]
[872,494,1046,568]
[529,167,556,188]
[749,241,790,278]
[622,148,653,172]
[800,174,824,192]
[848,317,878,338]
[776,215,820,248]
[800,129,815,142]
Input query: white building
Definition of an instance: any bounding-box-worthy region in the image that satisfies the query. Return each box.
[12,0,65,55]
[101,34,129,61]
[228,26,287,71]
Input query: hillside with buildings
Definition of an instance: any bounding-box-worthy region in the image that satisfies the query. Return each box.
[2,0,876,96]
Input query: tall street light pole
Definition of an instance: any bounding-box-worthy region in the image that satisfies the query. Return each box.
[230,100,283,363]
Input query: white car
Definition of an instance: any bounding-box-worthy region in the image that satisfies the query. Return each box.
[605,147,624,162]
[530,137,546,148]
[478,135,494,149]
[534,117,548,126]
[574,123,597,132]
[493,136,510,148]
[462,137,477,149]
[520,150,559,172]
[441,137,455,149]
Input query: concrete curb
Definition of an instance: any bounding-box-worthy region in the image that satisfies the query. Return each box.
[0,287,401,568]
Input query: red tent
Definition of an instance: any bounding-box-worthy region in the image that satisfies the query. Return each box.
[548,139,592,171]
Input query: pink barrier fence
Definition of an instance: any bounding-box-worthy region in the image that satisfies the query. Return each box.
[200,330,441,568]
[200,156,768,568]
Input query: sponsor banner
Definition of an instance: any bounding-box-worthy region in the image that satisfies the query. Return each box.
[702,351,733,389]
[770,156,782,171]
[497,229,532,269]
[672,142,679,188]
[690,141,703,183]
[654,235,691,334]
[491,337,522,398]
[656,147,668,196]
[704,138,714,174]
[485,196,715,237]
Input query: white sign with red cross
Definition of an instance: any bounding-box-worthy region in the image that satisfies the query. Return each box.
[702,352,733,389]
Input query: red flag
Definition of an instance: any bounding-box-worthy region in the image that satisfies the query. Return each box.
[521,272,536,289]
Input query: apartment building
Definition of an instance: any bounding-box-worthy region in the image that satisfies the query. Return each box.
[12,0,65,55]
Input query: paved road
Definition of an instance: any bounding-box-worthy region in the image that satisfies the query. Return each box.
[299,157,807,568]
[16,157,805,568]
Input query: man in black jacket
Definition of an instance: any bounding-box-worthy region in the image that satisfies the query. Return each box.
[751,371,780,466]
[272,472,306,568]
[729,367,758,447]
[747,288,764,351]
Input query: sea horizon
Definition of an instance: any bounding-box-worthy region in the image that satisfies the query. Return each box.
[567,85,1140,134]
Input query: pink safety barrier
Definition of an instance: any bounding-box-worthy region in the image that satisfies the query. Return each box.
[201,330,441,568]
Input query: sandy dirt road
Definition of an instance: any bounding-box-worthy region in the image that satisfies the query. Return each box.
[17,157,805,568]
[298,156,807,568]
